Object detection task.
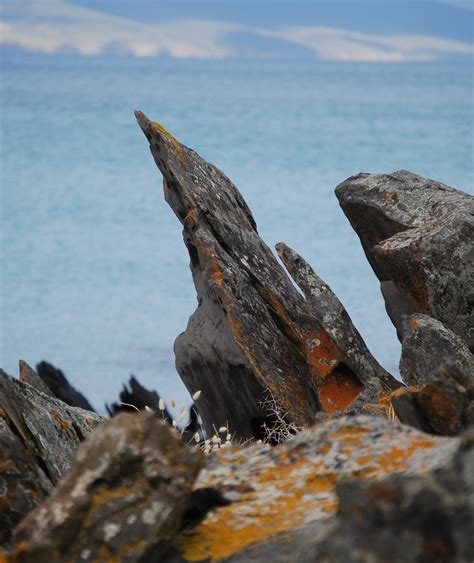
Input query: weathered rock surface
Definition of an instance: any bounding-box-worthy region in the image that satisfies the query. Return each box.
[165,416,459,561]
[36,361,95,412]
[0,418,52,547]
[400,314,474,387]
[18,361,54,398]
[0,369,103,486]
[335,171,474,352]
[315,428,474,563]
[12,412,202,563]
[136,111,398,440]
[392,363,474,436]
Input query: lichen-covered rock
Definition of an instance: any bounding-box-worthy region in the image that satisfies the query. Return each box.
[18,361,54,398]
[315,428,474,563]
[0,418,53,547]
[167,416,459,561]
[335,171,474,352]
[136,111,397,440]
[12,412,202,563]
[400,314,474,387]
[0,369,103,485]
[276,242,399,393]
[392,363,474,436]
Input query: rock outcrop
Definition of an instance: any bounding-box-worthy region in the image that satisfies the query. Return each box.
[12,412,202,563]
[335,171,474,352]
[135,111,399,440]
[0,370,104,545]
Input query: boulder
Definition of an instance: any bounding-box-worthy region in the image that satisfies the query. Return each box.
[400,314,474,387]
[12,412,202,563]
[335,171,474,352]
[36,361,95,412]
[165,415,459,562]
[135,111,397,440]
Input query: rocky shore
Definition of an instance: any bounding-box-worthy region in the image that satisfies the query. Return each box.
[1,112,473,562]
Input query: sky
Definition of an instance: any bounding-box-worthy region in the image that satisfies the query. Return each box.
[1,0,473,62]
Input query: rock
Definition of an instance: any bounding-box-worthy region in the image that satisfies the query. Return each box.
[276,242,399,392]
[106,375,173,423]
[36,361,95,412]
[400,314,474,387]
[0,369,103,486]
[0,418,52,547]
[315,428,474,563]
[12,412,202,563]
[335,171,474,352]
[18,360,55,398]
[392,363,474,436]
[135,111,397,440]
[166,415,459,561]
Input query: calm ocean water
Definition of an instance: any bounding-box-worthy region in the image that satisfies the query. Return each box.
[1,54,472,412]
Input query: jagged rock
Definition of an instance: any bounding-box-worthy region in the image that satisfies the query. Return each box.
[36,361,95,412]
[0,418,53,547]
[106,375,173,422]
[165,416,459,561]
[314,428,474,563]
[276,242,399,392]
[12,412,202,563]
[0,369,103,486]
[392,363,474,436]
[19,360,54,398]
[335,171,474,352]
[136,111,397,440]
[400,314,474,387]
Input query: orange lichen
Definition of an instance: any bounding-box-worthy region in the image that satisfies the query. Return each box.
[177,423,443,562]
[150,121,186,163]
[410,319,419,330]
[305,328,340,379]
[319,374,363,414]
[49,411,72,434]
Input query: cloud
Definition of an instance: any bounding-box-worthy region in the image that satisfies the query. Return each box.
[1,0,473,62]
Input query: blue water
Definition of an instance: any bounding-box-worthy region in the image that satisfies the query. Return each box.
[1,54,472,412]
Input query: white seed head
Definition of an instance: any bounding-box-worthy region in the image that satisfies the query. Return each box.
[218,426,227,433]
[177,412,186,422]
[194,432,200,443]
[171,399,177,408]
[144,406,152,413]
[158,399,165,411]
[226,434,231,441]
[172,420,177,427]
[192,390,202,401]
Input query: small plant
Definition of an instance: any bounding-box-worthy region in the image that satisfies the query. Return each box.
[259,389,302,445]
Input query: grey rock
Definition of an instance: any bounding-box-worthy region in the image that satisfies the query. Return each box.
[12,412,202,563]
[135,111,396,440]
[400,314,474,387]
[315,428,474,563]
[335,170,474,352]
[276,242,399,392]
[0,417,53,547]
[0,369,103,485]
[19,360,55,397]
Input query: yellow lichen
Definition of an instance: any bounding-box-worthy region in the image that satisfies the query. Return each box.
[150,121,186,163]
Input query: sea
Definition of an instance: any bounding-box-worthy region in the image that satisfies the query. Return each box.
[1,54,472,413]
